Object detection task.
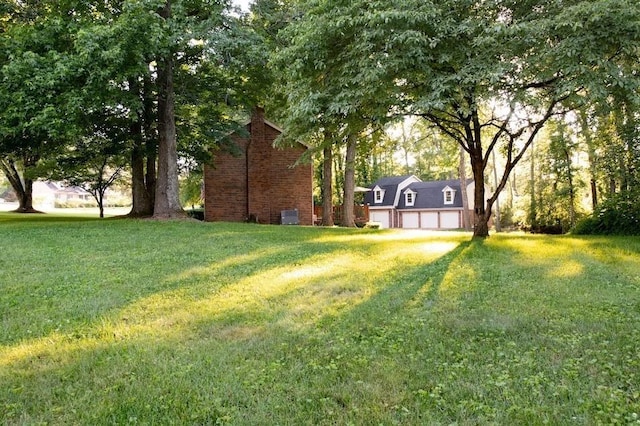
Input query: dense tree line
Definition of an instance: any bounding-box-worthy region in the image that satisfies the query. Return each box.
[1,0,638,236]
[275,0,640,237]
[0,0,267,217]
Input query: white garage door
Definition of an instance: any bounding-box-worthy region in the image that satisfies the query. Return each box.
[370,211,390,229]
[402,212,419,229]
[421,212,438,229]
[440,212,460,229]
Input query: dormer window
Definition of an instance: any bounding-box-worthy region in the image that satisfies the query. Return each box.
[373,186,385,204]
[405,189,416,207]
[442,186,456,205]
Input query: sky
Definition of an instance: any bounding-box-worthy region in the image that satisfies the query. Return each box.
[232,0,252,12]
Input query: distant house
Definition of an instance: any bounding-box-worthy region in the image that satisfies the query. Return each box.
[364,175,475,229]
[1,181,129,210]
[203,108,313,225]
[33,181,93,208]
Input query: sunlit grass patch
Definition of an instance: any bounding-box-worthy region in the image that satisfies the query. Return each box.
[1,217,639,424]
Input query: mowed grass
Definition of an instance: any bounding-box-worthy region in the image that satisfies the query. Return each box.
[1,213,639,425]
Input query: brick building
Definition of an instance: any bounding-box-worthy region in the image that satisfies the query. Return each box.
[203,108,313,225]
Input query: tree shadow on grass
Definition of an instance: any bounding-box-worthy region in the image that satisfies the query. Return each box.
[1,222,467,345]
[0,229,480,424]
[327,240,473,327]
[1,221,362,346]
[263,236,640,424]
[3,228,470,392]
[5,231,640,424]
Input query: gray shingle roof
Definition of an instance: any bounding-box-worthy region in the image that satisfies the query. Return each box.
[365,176,471,210]
[398,179,465,209]
[364,175,416,206]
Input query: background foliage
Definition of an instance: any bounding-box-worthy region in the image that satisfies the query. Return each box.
[0,0,638,231]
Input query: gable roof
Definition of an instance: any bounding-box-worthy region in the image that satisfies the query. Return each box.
[398,179,468,209]
[244,118,284,134]
[239,113,311,150]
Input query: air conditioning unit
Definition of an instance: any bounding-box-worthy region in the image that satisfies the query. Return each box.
[281,209,299,225]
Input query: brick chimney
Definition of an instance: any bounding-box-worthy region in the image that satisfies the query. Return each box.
[247,107,272,223]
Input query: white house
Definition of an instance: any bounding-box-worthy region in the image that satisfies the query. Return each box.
[32,181,94,208]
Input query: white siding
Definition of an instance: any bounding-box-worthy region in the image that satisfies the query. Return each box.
[402,212,419,229]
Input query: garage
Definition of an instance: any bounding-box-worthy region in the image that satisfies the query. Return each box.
[370,210,391,228]
[420,212,438,229]
[401,212,419,228]
[440,211,460,229]
[364,177,474,231]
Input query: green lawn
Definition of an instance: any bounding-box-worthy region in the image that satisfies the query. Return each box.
[1,214,639,425]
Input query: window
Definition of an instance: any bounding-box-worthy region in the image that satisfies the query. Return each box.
[373,186,385,204]
[405,190,416,207]
[442,186,456,205]
[444,191,453,203]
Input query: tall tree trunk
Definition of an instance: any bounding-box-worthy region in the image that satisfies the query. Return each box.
[563,147,576,227]
[528,141,537,228]
[577,109,599,210]
[97,190,105,219]
[153,1,183,218]
[146,144,157,209]
[609,177,617,197]
[321,142,334,226]
[341,135,357,227]
[129,134,153,217]
[458,145,472,230]
[333,145,344,205]
[491,150,502,232]
[1,156,38,213]
[401,122,411,174]
[129,147,156,217]
[460,106,494,238]
[463,109,491,238]
[143,75,157,211]
[470,149,490,238]
[612,104,634,193]
[20,178,34,212]
[128,78,156,217]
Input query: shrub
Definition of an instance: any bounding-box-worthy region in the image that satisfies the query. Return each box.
[54,199,98,209]
[186,209,205,221]
[363,221,381,229]
[572,194,640,235]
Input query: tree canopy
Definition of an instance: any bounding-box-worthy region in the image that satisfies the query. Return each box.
[0,0,268,217]
[0,0,638,234]
[278,0,640,237]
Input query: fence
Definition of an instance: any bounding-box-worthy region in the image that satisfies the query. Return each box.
[314,204,370,226]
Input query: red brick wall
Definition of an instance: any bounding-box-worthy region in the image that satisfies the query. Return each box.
[204,108,313,225]
[203,135,249,222]
[267,135,313,225]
